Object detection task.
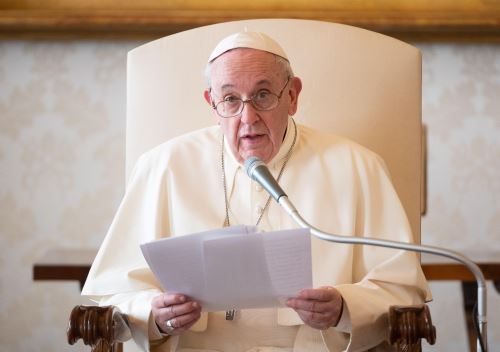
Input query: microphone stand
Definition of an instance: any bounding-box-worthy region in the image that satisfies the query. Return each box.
[277,195,488,351]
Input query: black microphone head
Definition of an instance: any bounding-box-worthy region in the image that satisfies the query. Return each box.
[244,156,265,180]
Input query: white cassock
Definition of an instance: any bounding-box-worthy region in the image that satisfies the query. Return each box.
[82,117,431,352]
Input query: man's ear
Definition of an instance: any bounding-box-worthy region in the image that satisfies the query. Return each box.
[204,89,221,124]
[203,89,212,105]
[288,77,302,116]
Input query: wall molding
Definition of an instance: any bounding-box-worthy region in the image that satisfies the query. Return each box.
[1,2,499,41]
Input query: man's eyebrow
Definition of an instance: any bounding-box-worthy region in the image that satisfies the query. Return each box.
[219,79,274,91]
[255,79,273,87]
[220,83,235,90]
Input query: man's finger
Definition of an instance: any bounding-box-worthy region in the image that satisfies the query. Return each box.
[163,301,199,319]
[152,293,186,309]
[294,308,330,321]
[162,309,202,335]
[297,287,336,301]
[287,297,331,312]
[295,310,331,330]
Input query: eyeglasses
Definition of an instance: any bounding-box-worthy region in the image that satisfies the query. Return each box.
[210,76,291,118]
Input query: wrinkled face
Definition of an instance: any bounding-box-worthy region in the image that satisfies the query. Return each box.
[204,48,302,164]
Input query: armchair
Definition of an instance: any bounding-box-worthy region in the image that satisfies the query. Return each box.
[69,19,435,351]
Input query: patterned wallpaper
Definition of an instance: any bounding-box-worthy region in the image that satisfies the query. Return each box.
[0,40,498,351]
[0,41,139,352]
[419,43,500,351]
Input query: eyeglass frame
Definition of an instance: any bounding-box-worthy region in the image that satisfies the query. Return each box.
[209,76,291,118]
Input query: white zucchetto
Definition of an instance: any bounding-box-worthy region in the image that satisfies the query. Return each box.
[208,31,289,63]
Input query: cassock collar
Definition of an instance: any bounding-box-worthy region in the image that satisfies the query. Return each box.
[222,117,298,182]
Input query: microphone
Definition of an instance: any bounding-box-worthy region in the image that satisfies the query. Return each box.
[244,156,287,202]
[244,156,488,351]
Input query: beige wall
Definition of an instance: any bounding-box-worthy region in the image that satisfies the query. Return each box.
[0,40,498,351]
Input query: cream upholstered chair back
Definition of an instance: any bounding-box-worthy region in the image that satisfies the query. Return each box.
[126,19,422,240]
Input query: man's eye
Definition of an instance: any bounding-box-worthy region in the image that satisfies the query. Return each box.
[255,91,271,100]
[224,96,239,103]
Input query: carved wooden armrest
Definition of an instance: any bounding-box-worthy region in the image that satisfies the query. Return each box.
[389,304,436,351]
[67,304,436,351]
[67,305,131,352]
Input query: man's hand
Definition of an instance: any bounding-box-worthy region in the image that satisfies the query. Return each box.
[286,286,343,330]
[151,293,202,336]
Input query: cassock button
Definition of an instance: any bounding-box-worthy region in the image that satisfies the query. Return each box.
[255,183,263,192]
[255,205,264,215]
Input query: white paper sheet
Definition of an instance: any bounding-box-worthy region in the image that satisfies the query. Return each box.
[140,226,312,311]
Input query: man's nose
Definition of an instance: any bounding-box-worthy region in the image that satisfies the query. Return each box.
[239,101,259,124]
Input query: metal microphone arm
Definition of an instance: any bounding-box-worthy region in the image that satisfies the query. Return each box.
[277,195,488,351]
[244,156,487,350]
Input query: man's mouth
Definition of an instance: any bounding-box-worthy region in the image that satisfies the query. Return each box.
[241,133,264,140]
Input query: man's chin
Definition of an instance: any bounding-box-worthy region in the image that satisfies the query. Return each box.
[240,151,273,164]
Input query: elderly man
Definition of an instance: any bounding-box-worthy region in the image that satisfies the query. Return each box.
[83,32,429,352]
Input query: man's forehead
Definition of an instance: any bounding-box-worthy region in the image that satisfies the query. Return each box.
[218,78,274,91]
